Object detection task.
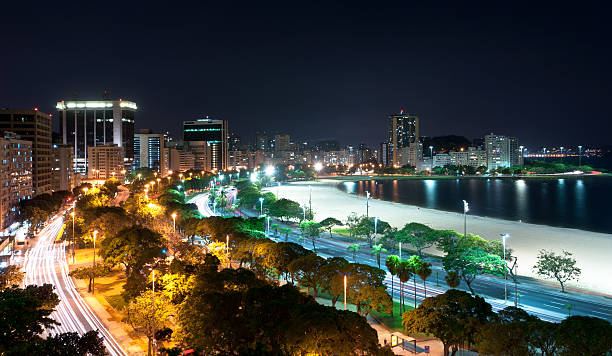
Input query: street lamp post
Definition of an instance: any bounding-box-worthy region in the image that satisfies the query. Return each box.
[302,205,306,222]
[92,230,98,294]
[366,191,370,218]
[578,145,583,167]
[344,274,347,310]
[266,216,270,236]
[462,200,469,237]
[259,197,264,216]
[374,217,378,243]
[514,259,518,307]
[500,233,509,304]
[429,146,434,170]
[308,185,312,216]
[152,266,156,356]
[171,212,177,233]
[226,234,230,269]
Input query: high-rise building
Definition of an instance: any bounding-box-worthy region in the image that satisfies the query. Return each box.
[0,134,33,229]
[356,143,373,164]
[51,144,74,192]
[134,129,169,175]
[399,142,423,167]
[254,131,267,151]
[56,99,136,175]
[169,148,195,172]
[274,133,291,152]
[387,112,419,167]
[183,118,228,172]
[379,142,390,167]
[87,144,125,181]
[0,109,53,196]
[484,134,522,169]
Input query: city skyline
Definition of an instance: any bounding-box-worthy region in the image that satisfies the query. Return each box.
[2,3,611,147]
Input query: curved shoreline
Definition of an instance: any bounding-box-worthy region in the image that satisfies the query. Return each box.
[267,180,612,294]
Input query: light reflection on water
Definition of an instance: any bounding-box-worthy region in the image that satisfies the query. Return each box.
[337,176,612,233]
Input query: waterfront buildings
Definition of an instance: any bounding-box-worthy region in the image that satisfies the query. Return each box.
[0,134,33,229]
[485,134,522,169]
[134,129,169,175]
[56,99,136,175]
[387,112,419,167]
[51,144,74,191]
[87,144,125,181]
[0,109,52,196]
[449,147,488,168]
[183,118,228,171]
[399,142,423,167]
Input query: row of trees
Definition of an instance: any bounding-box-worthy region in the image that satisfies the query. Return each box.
[403,289,612,356]
[18,190,71,231]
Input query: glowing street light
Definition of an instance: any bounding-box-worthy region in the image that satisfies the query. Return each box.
[366,191,370,218]
[578,145,583,167]
[314,162,323,172]
[265,165,275,177]
[259,197,264,216]
[171,212,177,233]
[82,187,89,194]
[462,200,469,237]
[344,274,348,310]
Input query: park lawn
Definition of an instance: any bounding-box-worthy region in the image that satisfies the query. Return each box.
[331,227,352,238]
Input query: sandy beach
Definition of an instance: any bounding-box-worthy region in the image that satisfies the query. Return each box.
[265,180,612,294]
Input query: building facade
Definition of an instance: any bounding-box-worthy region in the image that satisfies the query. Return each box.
[52,144,74,192]
[449,147,488,168]
[56,99,136,175]
[87,144,125,181]
[387,112,419,167]
[0,109,52,196]
[484,134,522,169]
[183,118,228,172]
[134,130,169,176]
[0,135,33,229]
[169,148,195,172]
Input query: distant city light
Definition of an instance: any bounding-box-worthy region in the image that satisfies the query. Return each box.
[314,162,323,171]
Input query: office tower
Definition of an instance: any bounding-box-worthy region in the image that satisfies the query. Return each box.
[356,143,373,164]
[254,131,267,151]
[400,142,423,167]
[228,132,241,151]
[56,98,137,175]
[379,142,390,167]
[169,148,195,172]
[0,134,33,229]
[183,118,228,172]
[52,144,74,191]
[387,112,419,167]
[485,134,522,169]
[134,129,169,175]
[274,133,291,152]
[0,109,52,196]
[87,144,125,180]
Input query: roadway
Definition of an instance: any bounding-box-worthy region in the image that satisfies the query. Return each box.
[191,191,612,323]
[19,215,127,356]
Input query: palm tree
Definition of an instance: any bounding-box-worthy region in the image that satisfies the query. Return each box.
[347,243,360,262]
[398,260,412,315]
[370,244,388,269]
[416,261,432,298]
[385,255,400,317]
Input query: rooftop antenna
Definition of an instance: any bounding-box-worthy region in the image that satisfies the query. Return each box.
[103,90,110,100]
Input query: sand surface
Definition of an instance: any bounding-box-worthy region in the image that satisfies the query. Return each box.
[265,180,612,294]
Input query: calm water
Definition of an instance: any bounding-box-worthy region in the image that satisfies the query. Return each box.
[337,176,612,234]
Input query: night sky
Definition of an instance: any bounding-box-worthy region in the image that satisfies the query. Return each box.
[2,2,610,148]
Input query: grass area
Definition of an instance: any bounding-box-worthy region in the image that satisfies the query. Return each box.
[331,227,352,237]
[371,300,413,332]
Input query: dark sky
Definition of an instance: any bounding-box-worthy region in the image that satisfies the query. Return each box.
[1,2,611,148]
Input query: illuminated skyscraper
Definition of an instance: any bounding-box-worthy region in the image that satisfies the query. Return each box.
[56,99,136,174]
[183,117,228,171]
[387,112,419,167]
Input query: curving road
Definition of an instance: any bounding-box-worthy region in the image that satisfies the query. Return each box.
[191,191,612,323]
[21,215,127,356]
